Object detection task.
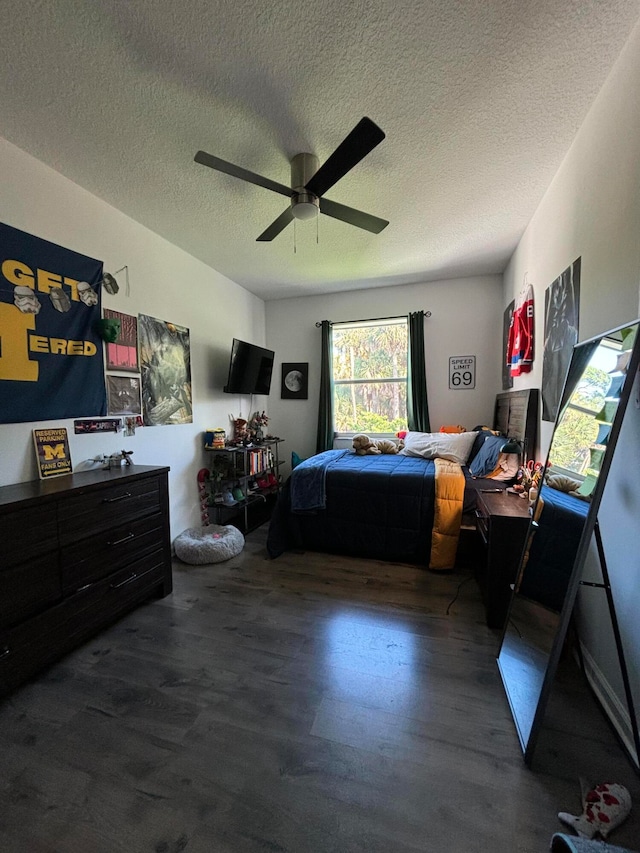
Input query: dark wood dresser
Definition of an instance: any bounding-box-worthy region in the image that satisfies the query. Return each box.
[475,489,531,629]
[0,465,171,697]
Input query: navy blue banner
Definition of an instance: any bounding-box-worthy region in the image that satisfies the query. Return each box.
[0,223,106,423]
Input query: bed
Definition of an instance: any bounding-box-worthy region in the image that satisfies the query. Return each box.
[517,484,589,611]
[267,389,539,567]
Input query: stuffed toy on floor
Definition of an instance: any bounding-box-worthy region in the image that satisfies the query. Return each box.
[558,780,632,840]
[353,434,400,455]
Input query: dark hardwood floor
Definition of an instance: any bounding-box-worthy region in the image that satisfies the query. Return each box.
[1,527,638,852]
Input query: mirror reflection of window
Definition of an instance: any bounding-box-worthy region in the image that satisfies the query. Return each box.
[548,328,636,495]
[497,320,640,772]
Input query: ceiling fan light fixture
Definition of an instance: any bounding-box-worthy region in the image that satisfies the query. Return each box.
[195,118,387,240]
[291,192,319,221]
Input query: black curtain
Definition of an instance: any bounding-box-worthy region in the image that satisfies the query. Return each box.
[407,311,430,432]
[316,320,334,453]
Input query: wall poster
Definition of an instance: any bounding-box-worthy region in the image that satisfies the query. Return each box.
[542,257,581,422]
[281,362,308,399]
[138,314,192,425]
[104,309,138,372]
[107,375,142,416]
[74,418,121,434]
[0,222,106,423]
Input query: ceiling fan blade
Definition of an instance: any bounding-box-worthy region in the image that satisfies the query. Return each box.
[194,151,292,197]
[319,197,388,234]
[304,117,385,198]
[256,207,295,241]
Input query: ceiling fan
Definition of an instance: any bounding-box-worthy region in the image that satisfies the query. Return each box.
[194,117,388,242]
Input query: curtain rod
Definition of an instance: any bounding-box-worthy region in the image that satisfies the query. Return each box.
[315,311,431,327]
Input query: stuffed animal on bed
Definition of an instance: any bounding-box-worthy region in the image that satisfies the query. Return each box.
[353,434,400,455]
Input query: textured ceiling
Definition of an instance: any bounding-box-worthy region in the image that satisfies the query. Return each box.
[1,1,639,300]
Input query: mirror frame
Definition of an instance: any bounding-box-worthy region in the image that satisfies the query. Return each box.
[498,319,640,768]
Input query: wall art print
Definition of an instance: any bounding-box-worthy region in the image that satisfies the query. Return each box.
[542,257,581,422]
[138,314,192,425]
[281,362,308,399]
[74,418,121,434]
[104,309,138,372]
[107,375,142,416]
[0,222,106,423]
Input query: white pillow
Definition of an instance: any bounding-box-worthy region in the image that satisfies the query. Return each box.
[400,431,478,464]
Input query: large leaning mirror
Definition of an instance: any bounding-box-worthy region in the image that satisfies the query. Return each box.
[497,319,640,769]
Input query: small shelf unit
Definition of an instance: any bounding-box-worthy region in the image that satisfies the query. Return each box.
[204,439,284,533]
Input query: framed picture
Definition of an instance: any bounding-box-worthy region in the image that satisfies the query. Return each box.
[502,299,515,390]
[542,257,581,422]
[106,375,142,416]
[104,309,139,372]
[281,362,308,399]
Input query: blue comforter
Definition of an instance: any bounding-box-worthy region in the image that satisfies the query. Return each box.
[290,449,350,511]
[518,485,589,611]
[268,450,438,563]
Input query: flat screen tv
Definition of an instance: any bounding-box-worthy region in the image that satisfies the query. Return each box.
[223,338,275,395]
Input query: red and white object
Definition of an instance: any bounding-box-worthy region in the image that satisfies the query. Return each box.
[558,781,632,839]
[197,468,210,526]
[508,283,535,376]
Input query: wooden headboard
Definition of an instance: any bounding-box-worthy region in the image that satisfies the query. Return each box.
[493,389,539,458]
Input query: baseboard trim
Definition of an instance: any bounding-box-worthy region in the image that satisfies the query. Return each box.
[579,641,639,768]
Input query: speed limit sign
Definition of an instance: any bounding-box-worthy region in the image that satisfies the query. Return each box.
[449,356,476,390]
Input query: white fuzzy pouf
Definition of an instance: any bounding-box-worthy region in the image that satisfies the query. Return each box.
[173,525,244,564]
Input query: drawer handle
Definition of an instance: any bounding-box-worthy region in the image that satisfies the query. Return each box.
[107,532,135,547]
[110,572,138,590]
[0,646,10,659]
[102,491,132,503]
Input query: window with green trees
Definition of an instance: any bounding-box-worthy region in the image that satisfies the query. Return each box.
[332,318,408,434]
[550,339,620,476]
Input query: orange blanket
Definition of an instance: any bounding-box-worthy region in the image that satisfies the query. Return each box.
[429,458,465,570]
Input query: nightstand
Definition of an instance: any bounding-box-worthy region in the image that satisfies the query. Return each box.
[475,490,531,629]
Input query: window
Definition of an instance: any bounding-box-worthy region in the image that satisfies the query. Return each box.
[549,336,622,478]
[332,318,408,435]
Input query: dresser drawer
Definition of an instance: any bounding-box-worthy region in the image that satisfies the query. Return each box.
[78,550,166,634]
[58,476,162,544]
[0,550,165,695]
[475,509,488,544]
[61,512,165,593]
[474,490,531,629]
[0,553,61,629]
[0,507,58,569]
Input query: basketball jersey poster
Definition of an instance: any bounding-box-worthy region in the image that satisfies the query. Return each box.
[0,222,106,423]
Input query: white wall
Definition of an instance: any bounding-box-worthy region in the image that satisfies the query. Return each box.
[588,370,640,758]
[504,19,640,459]
[265,275,503,474]
[503,20,640,760]
[0,138,266,539]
